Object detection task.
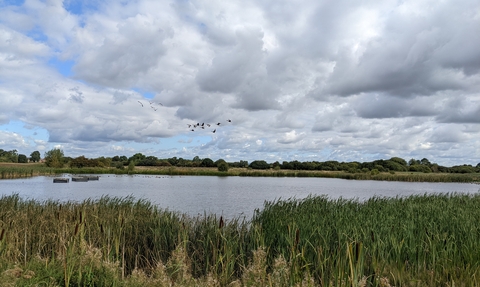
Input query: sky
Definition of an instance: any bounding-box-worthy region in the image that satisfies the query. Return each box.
[0,0,479,166]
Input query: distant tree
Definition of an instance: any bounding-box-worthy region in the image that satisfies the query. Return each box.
[30,151,41,162]
[200,158,215,167]
[96,157,112,167]
[167,157,179,166]
[389,157,407,166]
[70,156,91,168]
[217,162,229,172]
[249,160,270,170]
[450,165,476,174]
[272,161,281,169]
[18,154,28,163]
[176,157,191,167]
[129,153,146,164]
[215,159,227,167]
[192,156,201,163]
[409,164,432,173]
[420,158,432,166]
[138,156,159,166]
[0,149,18,162]
[239,160,248,168]
[384,160,408,172]
[408,159,419,166]
[44,148,64,168]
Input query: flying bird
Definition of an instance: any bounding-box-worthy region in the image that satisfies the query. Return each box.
[212,129,216,133]
[137,101,143,107]
[217,123,221,125]
[227,119,231,122]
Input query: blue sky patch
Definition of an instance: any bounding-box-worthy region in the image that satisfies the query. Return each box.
[48,58,75,77]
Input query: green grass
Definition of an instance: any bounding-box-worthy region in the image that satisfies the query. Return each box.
[1,193,480,286]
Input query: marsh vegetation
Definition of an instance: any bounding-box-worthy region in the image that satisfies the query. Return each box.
[1,193,480,286]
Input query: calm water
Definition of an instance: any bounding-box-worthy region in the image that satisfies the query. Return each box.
[1,174,479,219]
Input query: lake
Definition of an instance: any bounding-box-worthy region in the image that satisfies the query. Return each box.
[1,174,479,219]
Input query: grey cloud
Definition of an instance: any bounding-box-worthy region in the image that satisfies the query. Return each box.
[352,94,437,119]
[196,28,265,93]
[429,125,467,143]
[73,14,169,88]
[196,27,280,111]
[68,86,84,103]
[320,1,478,98]
[436,103,480,124]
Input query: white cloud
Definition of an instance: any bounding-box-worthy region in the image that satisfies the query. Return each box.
[0,0,479,166]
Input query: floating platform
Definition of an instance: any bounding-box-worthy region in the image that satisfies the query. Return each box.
[53,178,69,183]
[72,176,89,182]
[85,175,100,180]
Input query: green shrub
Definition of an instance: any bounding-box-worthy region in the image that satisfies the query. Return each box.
[217,162,229,172]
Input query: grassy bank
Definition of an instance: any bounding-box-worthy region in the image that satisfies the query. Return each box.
[2,163,480,182]
[1,193,480,286]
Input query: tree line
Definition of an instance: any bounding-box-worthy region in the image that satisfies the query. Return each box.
[1,148,479,174]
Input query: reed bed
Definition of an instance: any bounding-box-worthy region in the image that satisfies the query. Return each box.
[2,163,480,183]
[1,193,480,286]
[0,165,56,179]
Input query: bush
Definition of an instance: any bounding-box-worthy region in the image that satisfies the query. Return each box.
[249,160,270,170]
[217,162,229,172]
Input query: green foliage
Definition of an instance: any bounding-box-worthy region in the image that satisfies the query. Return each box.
[70,155,99,168]
[128,161,135,173]
[217,161,229,172]
[44,148,64,168]
[249,160,270,170]
[29,150,41,162]
[114,161,125,169]
[2,194,480,286]
[389,156,407,166]
[409,164,432,173]
[214,158,227,167]
[200,158,215,167]
[450,164,477,173]
[129,153,146,164]
[0,149,18,163]
[17,154,28,163]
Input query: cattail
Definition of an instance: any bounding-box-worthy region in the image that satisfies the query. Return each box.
[370,230,375,242]
[79,211,83,224]
[355,241,361,262]
[0,229,5,241]
[219,216,224,229]
[74,223,79,236]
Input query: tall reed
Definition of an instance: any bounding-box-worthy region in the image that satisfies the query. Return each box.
[2,193,480,285]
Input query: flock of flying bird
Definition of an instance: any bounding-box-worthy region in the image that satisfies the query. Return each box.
[137,99,231,133]
[138,100,163,111]
[187,120,231,133]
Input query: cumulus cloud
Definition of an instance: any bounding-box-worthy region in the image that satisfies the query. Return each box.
[0,0,479,166]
